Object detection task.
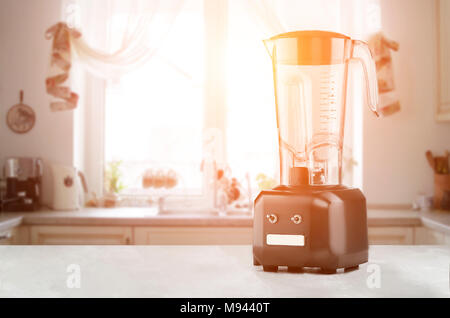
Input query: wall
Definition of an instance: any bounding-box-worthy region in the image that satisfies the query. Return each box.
[363,0,450,206]
[0,0,73,205]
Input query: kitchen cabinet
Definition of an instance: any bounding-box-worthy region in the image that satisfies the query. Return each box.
[10,226,30,244]
[134,226,252,245]
[368,226,450,245]
[368,227,414,245]
[1,207,447,245]
[0,226,29,245]
[446,234,450,245]
[0,228,15,245]
[30,225,133,245]
[8,224,450,245]
[414,226,448,245]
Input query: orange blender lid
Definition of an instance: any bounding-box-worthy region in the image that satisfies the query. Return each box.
[266,30,352,65]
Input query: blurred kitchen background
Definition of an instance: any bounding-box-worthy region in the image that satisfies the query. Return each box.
[0,0,449,245]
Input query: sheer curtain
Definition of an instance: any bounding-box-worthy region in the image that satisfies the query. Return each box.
[62,0,378,79]
[57,0,184,196]
[45,0,184,111]
[63,0,185,79]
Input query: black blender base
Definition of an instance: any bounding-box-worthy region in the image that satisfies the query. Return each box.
[262,265,278,272]
[252,185,369,274]
[257,262,360,273]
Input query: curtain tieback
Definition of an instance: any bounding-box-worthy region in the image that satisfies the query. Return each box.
[45,22,82,111]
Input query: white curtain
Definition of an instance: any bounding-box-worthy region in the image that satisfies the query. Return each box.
[240,0,286,38]
[63,0,185,79]
[61,0,379,79]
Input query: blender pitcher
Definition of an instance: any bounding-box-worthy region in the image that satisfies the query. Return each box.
[264,31,378,186]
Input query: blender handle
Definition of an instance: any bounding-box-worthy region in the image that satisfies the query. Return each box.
[263,39,274,58]
[351,40,379,117]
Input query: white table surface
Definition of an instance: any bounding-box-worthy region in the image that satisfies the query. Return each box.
[0,245,448,298]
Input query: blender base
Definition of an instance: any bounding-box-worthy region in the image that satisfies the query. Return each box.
[253,185,368,273]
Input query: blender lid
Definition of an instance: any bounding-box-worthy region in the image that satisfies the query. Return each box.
[268,30,350,41]
[265,30,352,65]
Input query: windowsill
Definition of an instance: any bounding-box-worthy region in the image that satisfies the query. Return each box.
[95,195,252,217]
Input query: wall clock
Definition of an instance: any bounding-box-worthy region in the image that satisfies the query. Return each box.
[7,90,36,134]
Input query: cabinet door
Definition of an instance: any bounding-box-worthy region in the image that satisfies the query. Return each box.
[134,227,252,245]
[31,226,133,245]
[10,226,30,245]
[414,227,446,245]
[446,234,450,245]
[0,228,14,245]
[368,227,414,245]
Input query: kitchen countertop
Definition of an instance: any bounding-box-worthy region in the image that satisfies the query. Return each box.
[0,207,449,234]
[420,210,450,234]
[0,207,422,227]
[0,245,448,297]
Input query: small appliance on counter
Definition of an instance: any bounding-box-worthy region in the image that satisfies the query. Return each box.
[1,157,43,211]
[253,31,379,273]
[51,164,88,211]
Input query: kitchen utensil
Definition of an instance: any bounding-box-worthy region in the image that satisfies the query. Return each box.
[425,150,436,172]
[435,156,449,174]
[51,164,88,210]
[253,31,379,273]
[425,150,449,174]
[7,90,36,134]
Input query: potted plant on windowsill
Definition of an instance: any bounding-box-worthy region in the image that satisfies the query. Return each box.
[103,160,126,207]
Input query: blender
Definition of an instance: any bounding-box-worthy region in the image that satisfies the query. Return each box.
[253,31,379,273]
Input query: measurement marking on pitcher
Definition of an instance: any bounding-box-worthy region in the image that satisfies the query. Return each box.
[319,68,340,133]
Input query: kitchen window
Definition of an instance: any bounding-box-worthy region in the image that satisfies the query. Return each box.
[72,0,370,209]
[104,0,206,197]
[100,0,278,208]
